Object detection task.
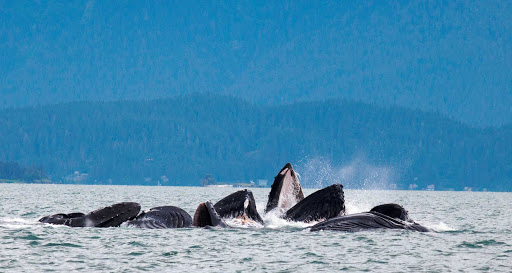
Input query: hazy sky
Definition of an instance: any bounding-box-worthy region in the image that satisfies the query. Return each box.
[1,0,511,126]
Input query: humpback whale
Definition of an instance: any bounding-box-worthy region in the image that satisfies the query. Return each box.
[285,184,346,223]
[265,163,304,213]
[39,202,141,227]
[40,189,264,229]
[265,163,345,223]
[125,206,192,229]
[309,203,429,232]
[38,164,429,232]
[193,189,264,227]
[193,201,227,228]
[41,203,192,229]
[213,189,264,224]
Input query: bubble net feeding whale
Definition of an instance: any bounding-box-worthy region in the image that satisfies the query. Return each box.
[39,163,429,232]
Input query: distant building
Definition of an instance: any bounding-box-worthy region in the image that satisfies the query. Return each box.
[409,183,418,190]
[426,184,435,191]
[65,171,89,183]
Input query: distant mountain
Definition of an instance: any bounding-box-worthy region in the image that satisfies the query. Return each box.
[0,94,510,191]
[1,1,511,126]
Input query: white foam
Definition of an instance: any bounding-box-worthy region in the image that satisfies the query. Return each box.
[225,218,264,228]
[426,222,456,232]
[344,201,371,215]
[0,217,38,229]
[262,209,315,229]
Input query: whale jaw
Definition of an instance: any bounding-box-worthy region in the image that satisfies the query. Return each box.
[213,189,264,224]
[265,163,305,214]
[193,201,227,228]
[285,184,345,223]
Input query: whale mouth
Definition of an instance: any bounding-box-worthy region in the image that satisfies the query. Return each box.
[285,184,345,223]
[369,203,411,222]
[265,163,305,214]
[193,201,227,228]
[213,190,264,224]
[226,215,263,228]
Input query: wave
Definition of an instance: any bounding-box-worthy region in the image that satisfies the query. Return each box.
[0,217,39,229]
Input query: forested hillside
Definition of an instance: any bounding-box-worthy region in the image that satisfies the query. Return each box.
[1,94,510,190]
[0,160,47,182]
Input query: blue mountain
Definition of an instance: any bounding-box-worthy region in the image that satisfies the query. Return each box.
[1,1,511,127]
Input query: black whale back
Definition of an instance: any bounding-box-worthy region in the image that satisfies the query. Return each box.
[285,184,345,223]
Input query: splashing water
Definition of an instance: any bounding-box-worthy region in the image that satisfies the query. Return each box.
[261,208,317,229]
[296,157,338,188]
[0,217,39,229]
[427,222,456,232]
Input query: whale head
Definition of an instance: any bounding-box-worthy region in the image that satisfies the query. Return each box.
[193,201,227,227]
[265,163,305,213]
[370,203,411,222]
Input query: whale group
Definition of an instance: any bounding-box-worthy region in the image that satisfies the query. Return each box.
[40,163,430,232]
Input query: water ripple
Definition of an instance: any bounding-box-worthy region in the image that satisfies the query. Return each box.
[0,184,511,272]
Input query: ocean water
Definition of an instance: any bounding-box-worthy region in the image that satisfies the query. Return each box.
[0,184,511,272]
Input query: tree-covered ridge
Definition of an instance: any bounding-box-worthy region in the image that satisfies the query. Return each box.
[0,160,47,182]
[0,94,510,190]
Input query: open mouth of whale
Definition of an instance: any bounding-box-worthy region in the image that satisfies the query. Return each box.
[213,189,264,224]
[285,183,346,223]
[265,163,305,214]
[193,201,227,228]
[37,164,428,232]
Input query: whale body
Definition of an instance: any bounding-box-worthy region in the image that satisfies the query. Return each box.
[39,202,141,227]
[125,206,192,229]
[310,203,429,232]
